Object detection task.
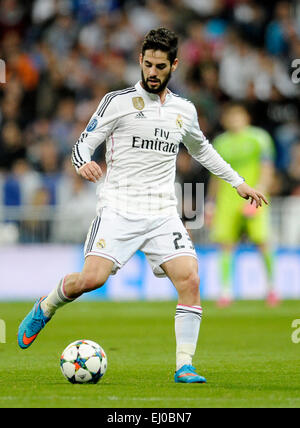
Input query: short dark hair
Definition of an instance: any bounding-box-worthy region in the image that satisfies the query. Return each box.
[142,28,178,64]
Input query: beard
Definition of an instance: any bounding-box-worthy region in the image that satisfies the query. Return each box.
[141,69,172,94]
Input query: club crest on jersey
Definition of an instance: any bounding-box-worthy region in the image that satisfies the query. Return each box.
[176,114,183,129]
[87,118,98,132]
[132,97,145,111]
[96,239,106,249]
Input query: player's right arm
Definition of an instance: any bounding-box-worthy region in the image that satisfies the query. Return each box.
[78,161,103,184]
[71,92,120,183]
[182,105,245,188]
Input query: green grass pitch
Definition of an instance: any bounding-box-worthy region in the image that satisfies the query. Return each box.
[0,300,300,408]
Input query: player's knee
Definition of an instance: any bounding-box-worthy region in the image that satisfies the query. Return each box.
[188,272,200,296]
[177,271,200,295]
[78,272,107,293]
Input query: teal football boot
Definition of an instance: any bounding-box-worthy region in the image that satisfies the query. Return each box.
[174,365,207,383]
[18,297,51,349]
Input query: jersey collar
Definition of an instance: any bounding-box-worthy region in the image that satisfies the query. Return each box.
[135,81,172,103]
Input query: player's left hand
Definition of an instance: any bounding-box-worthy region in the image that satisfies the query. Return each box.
[236,182,268,208]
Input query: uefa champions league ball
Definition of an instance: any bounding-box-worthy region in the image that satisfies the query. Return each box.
[60,340,107,384]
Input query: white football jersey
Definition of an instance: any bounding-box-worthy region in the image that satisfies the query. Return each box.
[72,81,244,216]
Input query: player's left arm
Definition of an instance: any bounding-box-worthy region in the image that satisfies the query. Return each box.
[182,106,268,209]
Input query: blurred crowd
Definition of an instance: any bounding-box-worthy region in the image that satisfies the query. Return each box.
[1,0,300,243]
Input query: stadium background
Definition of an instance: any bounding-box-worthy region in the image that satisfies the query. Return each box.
[0,0,300,300]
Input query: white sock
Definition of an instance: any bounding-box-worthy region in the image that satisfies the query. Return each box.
[175,304,202,371]
[41,276,75,318]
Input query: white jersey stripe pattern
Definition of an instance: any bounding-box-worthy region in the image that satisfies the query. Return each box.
[97,87,136,117]
[85,215,101,255]
[72,81,244,216]
[72,133,88,169]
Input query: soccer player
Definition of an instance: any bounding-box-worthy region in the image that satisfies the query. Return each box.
[206,102,278,307]
[18,28,268,383]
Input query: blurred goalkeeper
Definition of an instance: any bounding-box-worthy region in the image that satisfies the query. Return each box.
[18,28,268,383]
[206,102,279,307]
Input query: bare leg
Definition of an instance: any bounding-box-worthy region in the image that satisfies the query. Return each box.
[41,256,114,317]
[161,256,202,371]
[64,256,114,298]
[161,256,200,306]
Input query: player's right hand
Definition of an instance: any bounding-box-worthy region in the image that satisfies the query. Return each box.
[78,161,103,183]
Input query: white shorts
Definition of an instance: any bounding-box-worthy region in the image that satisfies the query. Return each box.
[84,207,197,278]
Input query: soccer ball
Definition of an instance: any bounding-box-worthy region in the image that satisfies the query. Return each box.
[60,340,107,384]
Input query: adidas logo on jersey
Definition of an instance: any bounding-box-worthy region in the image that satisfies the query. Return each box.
[135,111,146,119]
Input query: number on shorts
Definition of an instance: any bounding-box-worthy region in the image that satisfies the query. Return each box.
[173,232,185,250]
